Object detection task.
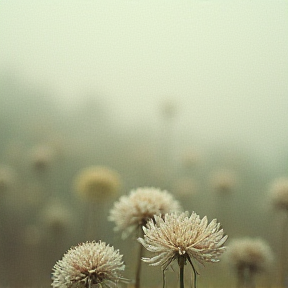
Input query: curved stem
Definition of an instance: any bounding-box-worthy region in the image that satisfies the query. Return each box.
[187,255,197,288]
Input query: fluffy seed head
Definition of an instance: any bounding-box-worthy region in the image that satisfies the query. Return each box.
[138,211,227,269]
[109,187,181,237]
[52,241,126,288]
[225,238,273,274]
[75,166,121,202]
[269,177,288,210]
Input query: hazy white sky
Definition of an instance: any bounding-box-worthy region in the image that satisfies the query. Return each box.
[1,0,288,162]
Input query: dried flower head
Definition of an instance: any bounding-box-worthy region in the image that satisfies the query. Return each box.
[138,212,227,288]
[225,238,273,275]
[109,187,181,237]
[138,211,227,268]
[52,241,126,288]
[269,177,288,211]
[75,166,121,202]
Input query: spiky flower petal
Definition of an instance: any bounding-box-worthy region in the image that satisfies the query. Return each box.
[109,187,181,237]
[138,211,227,269]
[52,241,126,288]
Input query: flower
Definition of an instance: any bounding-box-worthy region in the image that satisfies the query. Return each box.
[225,238,273,275]
[173,177,198,197]
[269,177,288,210]
[0,165,16,193]
[109,187,181,237]
[74,166,121,202]
[30,144,55,171]
[41,200,72,233]
[138,211,227,270]
[210,169,237,193]
[52,241,126,288]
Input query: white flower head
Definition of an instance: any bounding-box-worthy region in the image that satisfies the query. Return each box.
[52,241,126,288]
[109,187,181,238]
[138,211,227,270]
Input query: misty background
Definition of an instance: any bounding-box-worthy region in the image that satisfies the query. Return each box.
[0,1,288,287]
[1,0,288,165]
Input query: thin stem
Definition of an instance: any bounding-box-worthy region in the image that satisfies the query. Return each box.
[86,202,96,240]
[279,213,288,287]
[187,255,198,288]
[178,256,185,288]
[135,227,144,288]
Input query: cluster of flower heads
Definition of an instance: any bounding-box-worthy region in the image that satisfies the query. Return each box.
[138,211,228,269]
[109,187,181,237]
[52,186,229,288]
[51,241,126,288]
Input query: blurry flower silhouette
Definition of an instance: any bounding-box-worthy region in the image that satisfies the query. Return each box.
[181,149,201,169]
[0,165,16,193]
[210,169,237,194]
[75,166,121,202]
[173,177,198,198]
[269,177,288,287]
[160,99,177,120]
[270,177,288,211]
[225,238,273,288]
[41,200,72,234]
[109,187,181,237]
[52,241,126,288]
[30,144,55,172]
[138,211,227,288]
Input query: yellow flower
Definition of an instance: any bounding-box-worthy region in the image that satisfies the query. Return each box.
[75,166,121,202]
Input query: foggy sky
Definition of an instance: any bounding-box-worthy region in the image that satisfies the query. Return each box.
[1,0,288,165]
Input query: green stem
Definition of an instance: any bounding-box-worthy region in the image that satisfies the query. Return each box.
[279,213,288,287]
[187,255,197,288]
[135,227,144,288]
[178,256,185,288]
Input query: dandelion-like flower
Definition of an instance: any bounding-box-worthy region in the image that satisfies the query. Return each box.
[225,238,273,287]
[52,241,126,288]
[74,166,121,202]
[269,177,288,211]
[138,211,227,288]
[109,187,181,237]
